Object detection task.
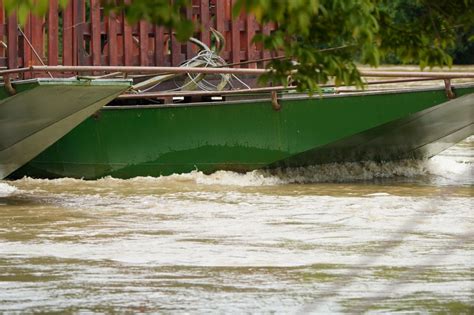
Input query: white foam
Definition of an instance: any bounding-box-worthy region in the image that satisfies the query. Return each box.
[0,182,18,197]
[364,192,391,197]
[130,160,429,186]
[264,160,429,184]
[426,156,473,185]
[7,160,440,188]
[103,170,283,187]
[193,170,283,186]
[424,136,474,185]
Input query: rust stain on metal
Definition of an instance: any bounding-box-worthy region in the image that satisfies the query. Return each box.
[271,91,281,111]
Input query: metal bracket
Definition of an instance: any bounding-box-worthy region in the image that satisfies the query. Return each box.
[271,91,281,111]
[3,75,16,95]
[444,79,455,99]
[91,110,102,120]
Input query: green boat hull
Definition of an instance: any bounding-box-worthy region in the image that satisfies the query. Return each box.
[11,85,474,179]
[0,78,131,179]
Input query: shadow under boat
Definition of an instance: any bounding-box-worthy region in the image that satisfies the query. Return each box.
[0,77,131,179]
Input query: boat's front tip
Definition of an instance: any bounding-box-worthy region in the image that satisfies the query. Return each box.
[0,77,132,180]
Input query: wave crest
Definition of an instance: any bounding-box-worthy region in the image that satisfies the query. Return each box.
[0,182,18,197]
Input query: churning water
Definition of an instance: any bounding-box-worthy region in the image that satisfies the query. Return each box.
[0,137,473,313]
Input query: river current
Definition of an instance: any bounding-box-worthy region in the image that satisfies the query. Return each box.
[0,137,472,313]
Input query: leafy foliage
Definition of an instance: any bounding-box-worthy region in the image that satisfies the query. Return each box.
[376,0,473,68]
[378,0,474,65]
[234,0,380,90]
[234,0,474,89]
[101,0,194,42]
[2,0,69,24]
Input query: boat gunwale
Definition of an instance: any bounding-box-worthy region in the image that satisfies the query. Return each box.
[104,82,474,110]
[0,77,133,87]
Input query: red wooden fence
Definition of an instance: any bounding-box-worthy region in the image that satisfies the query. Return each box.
[0,0,276,77]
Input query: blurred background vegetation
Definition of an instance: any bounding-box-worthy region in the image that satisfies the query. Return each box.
[379,0,473,65]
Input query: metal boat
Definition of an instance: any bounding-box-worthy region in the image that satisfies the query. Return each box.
[9,75,473,179]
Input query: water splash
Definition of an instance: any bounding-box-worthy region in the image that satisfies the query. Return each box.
[264,160,429,184]
[9,136,473,188]
[7,159,431,188]
[425,136,473,186]
[0,182,18,197]
[179,159,430,186]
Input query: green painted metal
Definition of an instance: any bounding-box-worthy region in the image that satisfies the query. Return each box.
[11,85,474,179]
[0,78,131,179]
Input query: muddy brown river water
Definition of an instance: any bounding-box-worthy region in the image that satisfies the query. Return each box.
[0,136,473,314]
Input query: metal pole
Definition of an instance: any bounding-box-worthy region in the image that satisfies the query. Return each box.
[17,25,54,78]
[1,65,474,79]
[117,78,445,99]
[29,65,269,76]
[359,70,474,79]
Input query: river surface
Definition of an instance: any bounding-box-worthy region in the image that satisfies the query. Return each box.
[0,137,473,314]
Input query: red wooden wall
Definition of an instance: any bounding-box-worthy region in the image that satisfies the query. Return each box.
[0,0,276,76]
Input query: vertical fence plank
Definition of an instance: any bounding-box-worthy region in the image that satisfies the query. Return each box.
[90,0,101,66]
[171,35,180,66]
[214,0,226,60]
[122,14,133,65]
[30,14,44,65]
[72,0,78,65]
[62,0,73,66]
[224,0,233,60]
[185,5,193,59]
[154,26,164,66]
[107,13,118,66]
[215,0,225,35]
[139,21,148,66]
[121,0,133,66]
[48,0,59,66]
[171,32,181,66]
[6,13,17,69]
[245,15,255,68]
[0,1,5,60]
[200,0,210,47]
[20,16,32,78]
[21,16,32,70]
[73,0,86,65]
[230,0,240,66]
[262,24,271,63]
[170,0,182,67]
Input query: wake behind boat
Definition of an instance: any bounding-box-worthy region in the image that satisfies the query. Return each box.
[0,77,131,179]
